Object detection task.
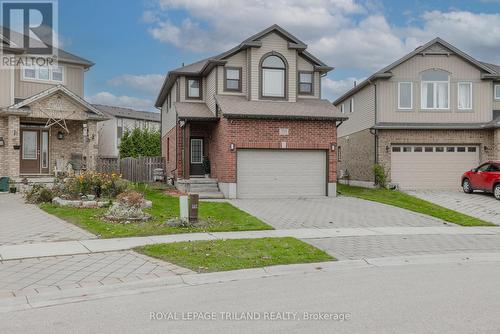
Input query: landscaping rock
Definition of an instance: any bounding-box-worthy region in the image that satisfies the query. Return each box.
[52,197,109,208]
[104,202,151,222]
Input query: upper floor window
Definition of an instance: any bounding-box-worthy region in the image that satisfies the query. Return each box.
[340,103,345,113]
[298,72,313,95]
[224,67,242,92]
[261,54,286,98]
[421,69,449,109]
[495,84,500,100]
[22,65,64,83]
[186,77,202,99]
[398,82,413,109]
[458,82,472,110]
[349,98,354,113]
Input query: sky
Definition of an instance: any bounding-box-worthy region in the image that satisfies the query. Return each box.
[53,0,500,111]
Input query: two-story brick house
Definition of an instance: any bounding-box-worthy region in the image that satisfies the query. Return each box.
[334,38,500,190]
[0,28,106,181]
[156,25,346,198]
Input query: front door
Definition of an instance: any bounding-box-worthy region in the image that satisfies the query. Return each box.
[20,128,50,174]
[189,138,204,176]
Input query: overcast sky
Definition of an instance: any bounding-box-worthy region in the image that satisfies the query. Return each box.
[56,0,500,111]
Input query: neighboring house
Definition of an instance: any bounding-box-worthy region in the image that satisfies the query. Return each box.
[156,24,346,199]
[0,28,106,180]
[94,104,160,158]
[334,38,500,190]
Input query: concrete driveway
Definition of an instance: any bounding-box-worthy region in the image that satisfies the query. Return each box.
[408,190,500,226]
[0,194,94,246]
[230,197,448,229]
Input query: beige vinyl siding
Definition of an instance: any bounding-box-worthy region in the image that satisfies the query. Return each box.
[217,50,247,96]
[494,82,500,110]
[249,32,297,102]
[161,82,178,136]
[297,56,320,99]
[378,54,493,123]
[206,68,217,114]
[0,68,13,107]
[337,84,376,137]
[15,62,85,99]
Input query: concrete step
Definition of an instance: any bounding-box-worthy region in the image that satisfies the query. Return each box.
[192,191,225,199]
[189,187,220,193]
[179,178,218,184]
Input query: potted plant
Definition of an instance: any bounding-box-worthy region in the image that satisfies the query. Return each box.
[202,156,211,178]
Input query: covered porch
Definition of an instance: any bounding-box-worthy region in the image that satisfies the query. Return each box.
[0,86,106,181]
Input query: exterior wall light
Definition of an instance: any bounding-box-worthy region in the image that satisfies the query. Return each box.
[57,131,64,140]
[229,143,235,151]
[331,143,336,151]
[386,146,390,153]
[0,137,4,147]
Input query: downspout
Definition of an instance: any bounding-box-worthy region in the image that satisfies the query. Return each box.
[369,81,378,185]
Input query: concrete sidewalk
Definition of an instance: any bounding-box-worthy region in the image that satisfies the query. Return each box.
[1,226,499,261]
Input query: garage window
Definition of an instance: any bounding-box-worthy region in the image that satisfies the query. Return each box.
[446,147,455,152]
[435,147,444,152]
[414,147,423,152]
[468,147,477,152]
[425,147,433,152]
[392,147,401,152]
[457,147,466,152]
[403,146,412,152]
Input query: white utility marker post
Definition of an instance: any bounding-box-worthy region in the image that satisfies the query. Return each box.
[179,196,189,221]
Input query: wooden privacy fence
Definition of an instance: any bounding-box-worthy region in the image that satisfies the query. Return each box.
[97,156,165,183]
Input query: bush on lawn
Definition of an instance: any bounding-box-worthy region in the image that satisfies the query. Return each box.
[24,184,58,204]
[58,172,128,199]
[373,164,388,188]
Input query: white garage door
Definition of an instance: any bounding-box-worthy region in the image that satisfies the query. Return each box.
[391,145,479,190]
[237,149,326,198]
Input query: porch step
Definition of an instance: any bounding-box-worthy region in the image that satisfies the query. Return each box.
[179,178,219,184]
[188,184,220,191]
[193,191,225,199]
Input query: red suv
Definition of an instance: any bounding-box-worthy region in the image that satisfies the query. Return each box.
[462,161,500,200]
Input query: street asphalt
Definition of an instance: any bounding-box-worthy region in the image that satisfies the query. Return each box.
[2,260,500,333]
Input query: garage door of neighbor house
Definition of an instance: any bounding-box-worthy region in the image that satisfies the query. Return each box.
[237,149,327,198]
[391,145,479,190]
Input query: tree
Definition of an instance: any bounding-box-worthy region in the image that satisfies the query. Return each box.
[119,127,161,158]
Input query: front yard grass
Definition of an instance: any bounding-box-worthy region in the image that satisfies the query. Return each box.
[40,186,272,238]
[135,237,334,273]
[338,184,493,227]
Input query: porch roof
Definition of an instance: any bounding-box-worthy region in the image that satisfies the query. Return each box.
[175,102,219,121]
[0,85,108,121]
[215,95,348,121]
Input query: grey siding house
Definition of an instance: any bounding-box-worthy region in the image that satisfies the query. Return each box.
[334,38,500,190]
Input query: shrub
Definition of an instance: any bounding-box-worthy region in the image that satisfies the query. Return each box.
[25,184,57,204]
[119,128,161,158]
[61,172,128,199]
[116,190,144,209]
[373,164,388,188]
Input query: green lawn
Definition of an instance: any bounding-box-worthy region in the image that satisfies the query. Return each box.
[40,186,272,238]
[135,237,334,273]
[338,184,493,227]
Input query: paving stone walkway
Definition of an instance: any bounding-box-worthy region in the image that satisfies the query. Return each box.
[408,190,500,226]
[231,197,447,229]
[0,194,94,246]
[307,234,500,260]
[0,250,193,298]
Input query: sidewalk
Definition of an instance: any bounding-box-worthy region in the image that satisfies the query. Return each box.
[1,226,499,261]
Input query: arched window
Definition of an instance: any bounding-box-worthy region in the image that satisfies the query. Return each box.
[261,54,286,98]
[421,69,449,109]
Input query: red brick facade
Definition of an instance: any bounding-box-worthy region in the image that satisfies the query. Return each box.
[163,118,338,184]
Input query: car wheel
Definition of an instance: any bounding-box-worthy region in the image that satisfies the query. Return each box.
[494,184,500,200]
[462,179,473,194]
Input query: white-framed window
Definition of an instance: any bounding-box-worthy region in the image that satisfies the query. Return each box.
[340,103,345,113]
[22,66,64,83]
[298,71,313,94]
[421,69,449,110]
[458,82,472,110]
[398,82,413,109]
[494,84,500,100]
[349,98,354,113]
[261,54,286,98]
